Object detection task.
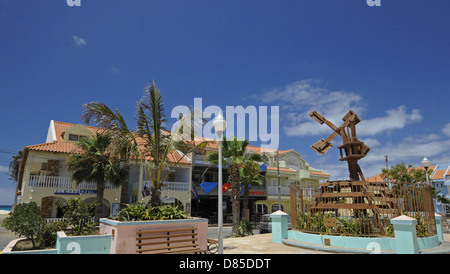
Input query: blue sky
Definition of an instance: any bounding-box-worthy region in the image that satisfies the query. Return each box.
[1,0,450,204]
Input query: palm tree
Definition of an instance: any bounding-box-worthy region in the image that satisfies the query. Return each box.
[240,158,264,215]
[81,80,204,207]
[7,150,23,208]
[67,133,129,223]
[205,136,262,235]
[382,162,432,183]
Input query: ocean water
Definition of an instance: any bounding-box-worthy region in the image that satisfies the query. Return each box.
[0,205,12,214]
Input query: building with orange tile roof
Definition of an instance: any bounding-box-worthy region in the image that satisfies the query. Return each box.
[366,165,438,183]
[16,120,330,222]
[17,120,193,218]
[367,163,450,216]
[190,141,329,220]
[429,164,450,215]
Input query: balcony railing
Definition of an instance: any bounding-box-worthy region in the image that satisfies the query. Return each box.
[29,175,119,189]
[142,181,190,192]
[267,186,290,196]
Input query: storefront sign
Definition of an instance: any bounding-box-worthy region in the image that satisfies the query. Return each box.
[55,189,97,195]
[249,190,265,196]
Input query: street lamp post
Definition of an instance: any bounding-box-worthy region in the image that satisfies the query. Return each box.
[213,113,227,254]
[421,157,431,185]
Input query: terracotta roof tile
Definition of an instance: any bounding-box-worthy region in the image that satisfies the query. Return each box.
[26,121,190,165]
[310,171,330,177]
[432,169,446,180]
[245,145,292,155]
[266,166,297,173]
[25,141,82,154]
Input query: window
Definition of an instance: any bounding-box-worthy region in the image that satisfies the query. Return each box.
[68,134,87,142]
[286,156,300,171]
[255,204,268,214]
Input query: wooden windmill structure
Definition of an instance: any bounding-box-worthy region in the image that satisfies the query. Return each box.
[293,110,403,237]
[309,110,370,181]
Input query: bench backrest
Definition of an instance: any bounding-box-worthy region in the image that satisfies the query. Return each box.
[136,227,201,254]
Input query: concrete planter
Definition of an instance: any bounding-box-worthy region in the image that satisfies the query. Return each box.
[99,217,208,254]
[2,232,111,254]
[1,238,57,254]
[56,231,112,254]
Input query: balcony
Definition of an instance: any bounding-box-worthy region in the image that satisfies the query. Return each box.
[142,181,190,192]
[267,186,290,196]
[29,175,119,189]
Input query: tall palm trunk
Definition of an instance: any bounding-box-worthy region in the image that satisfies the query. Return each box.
[230,165,241,235]
[243,184,250,212]
[150,187,162,207]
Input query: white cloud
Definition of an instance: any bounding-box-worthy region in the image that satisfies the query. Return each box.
[72,35,86,47]
[358,106,422,136]
[362,138,380,148]
[364,138,450,164]
[312,135,450,179]
[256,79,449,180]
[256,80,422,138]
[443,123,450,137]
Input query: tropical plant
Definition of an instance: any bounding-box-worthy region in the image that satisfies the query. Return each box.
[81,80,205,207]
[205,136,262,235]
[39,221,67,247]
[382,162,431,183]
[67,133,129,223]
[432,186,450,205]
[235,218,254,237]
[2,202,45,248]
[152,204,188,220]
[115,203,154,221]
[239,157,264,213]
[115,203,188,221]
[57,198,97,235]
[5,150,23,207]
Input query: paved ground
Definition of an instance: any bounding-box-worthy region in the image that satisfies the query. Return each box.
[211,226,450,254]
[222,233,329,254]
[2,218,449,254]
[0,215,18,252]
[208,226,328,253]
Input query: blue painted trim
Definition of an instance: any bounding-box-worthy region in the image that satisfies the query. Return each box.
[58,234,112,241]
[2,249,58,254]
[282,239,395,254]
[391,219,417,226]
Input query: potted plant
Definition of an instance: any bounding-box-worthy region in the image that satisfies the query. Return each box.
[99,203,208,254]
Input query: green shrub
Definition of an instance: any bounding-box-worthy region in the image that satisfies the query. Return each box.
[152,204,187,220]
[115,203,188,221]
[1,202,45,248]
[39,221,67,247]
[57,198,96,235]
[115,203,154,221]
[235,218,254,237]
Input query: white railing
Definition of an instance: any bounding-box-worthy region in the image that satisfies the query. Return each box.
[143,181,190,192]
[268,186,290,196]
[45,218,68,223]
[29,175,118,189]
[29,175,72,188]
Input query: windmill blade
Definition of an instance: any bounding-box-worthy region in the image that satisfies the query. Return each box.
[311,138,333,155]
[309,111,339,131]
[309,111,325,125]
